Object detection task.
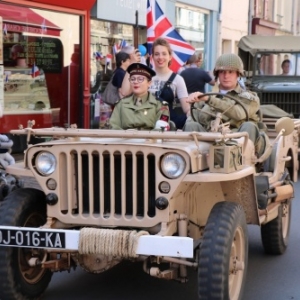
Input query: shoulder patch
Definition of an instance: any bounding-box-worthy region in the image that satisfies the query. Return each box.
[238,91,257,101]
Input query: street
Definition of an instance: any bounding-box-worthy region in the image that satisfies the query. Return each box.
[43,179,300,300]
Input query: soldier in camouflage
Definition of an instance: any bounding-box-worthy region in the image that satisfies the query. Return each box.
[184,53,264,155]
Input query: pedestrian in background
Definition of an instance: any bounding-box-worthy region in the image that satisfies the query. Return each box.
[148,37,190,129]
[180,54,215,94]
[112,52,131,98]
[120,46,142,96]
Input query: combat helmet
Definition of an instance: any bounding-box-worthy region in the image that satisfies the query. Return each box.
[213,53,244,77]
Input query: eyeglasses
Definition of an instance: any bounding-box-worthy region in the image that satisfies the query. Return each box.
[129,76,146,83]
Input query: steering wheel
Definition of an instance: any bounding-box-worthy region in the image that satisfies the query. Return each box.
[190,92,249,123]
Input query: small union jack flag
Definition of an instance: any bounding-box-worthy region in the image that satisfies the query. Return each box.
[147,0,195,72]
[119,39,127,49]
[3,24,7,35]
[31,63,40,78]
[41,19,47,34]
[112,44,119,55]
[106,53,113,64]
[94,52,103,60]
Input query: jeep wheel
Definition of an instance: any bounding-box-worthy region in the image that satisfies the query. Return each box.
[261,200,291,255]
[0,188,52,300]
[198,201,248,300]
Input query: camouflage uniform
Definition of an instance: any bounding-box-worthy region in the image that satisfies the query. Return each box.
[184,53,264,155]
[110,92,169,130]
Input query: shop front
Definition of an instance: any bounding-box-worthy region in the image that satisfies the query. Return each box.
[1,0,95,151]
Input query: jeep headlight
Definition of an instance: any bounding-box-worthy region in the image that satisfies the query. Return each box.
[35,152,56,175]
[161,153,186,179]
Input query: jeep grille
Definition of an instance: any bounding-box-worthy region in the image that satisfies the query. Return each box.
[42,146,166,227]
[72,151,156,218]
[259,92,300,117]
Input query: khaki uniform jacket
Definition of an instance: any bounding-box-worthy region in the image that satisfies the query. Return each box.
[194,84,260,130]
[110,93,170,130]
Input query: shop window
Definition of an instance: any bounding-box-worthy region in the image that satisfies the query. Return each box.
[0,3,81,133]
[175,6,208,54]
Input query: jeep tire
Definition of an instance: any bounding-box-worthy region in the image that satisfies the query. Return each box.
[261,200,291,255]
[0,188,52,300]
[198,201,248,300]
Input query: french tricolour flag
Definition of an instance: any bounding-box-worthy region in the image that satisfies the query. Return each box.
[120,39,127,49]
[106,53,113,64]
[112,44,119,55]
[31,63,40,78]
[94,52,103,60]
[147,0,195,72]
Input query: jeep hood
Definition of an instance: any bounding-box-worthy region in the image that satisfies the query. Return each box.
[251,78,300,92]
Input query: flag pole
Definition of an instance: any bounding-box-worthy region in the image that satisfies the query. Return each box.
[133,10,139,48]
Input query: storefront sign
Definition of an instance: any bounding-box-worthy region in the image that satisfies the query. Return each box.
[96,0,164,26]
[24,37,63,73]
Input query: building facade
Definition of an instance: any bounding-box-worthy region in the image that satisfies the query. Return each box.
[218,0,300,57]
[90,0,219,77]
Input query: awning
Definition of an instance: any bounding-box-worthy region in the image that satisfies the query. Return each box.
[28,0,96,11]
[238,35,300,56]
[0,3,61,36]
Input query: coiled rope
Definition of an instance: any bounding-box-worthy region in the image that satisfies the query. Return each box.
[79,227,149,258]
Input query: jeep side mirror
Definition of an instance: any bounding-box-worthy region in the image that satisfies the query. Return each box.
[255,117,295,164]
[275,117,294,136]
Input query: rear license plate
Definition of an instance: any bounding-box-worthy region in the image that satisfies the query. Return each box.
[0,229,66,249]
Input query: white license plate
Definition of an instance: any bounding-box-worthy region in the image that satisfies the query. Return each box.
[0,229,66,249]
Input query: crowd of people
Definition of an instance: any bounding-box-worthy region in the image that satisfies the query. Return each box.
[100,37,264,154]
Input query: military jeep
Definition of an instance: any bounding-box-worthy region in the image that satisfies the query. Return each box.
[238,35,300,117]
[0,106,299,300]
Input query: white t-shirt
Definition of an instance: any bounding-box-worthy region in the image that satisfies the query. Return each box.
[149,71,188,100]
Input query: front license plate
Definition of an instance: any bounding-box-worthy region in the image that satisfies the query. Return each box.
[0,229,66,249]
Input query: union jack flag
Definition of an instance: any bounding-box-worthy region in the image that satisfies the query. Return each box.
[3,24,7,35]
[112,39,128,55]
[147,0,195,72]
[112,44,119,55]
[94,51,103,60]
[31,63,40,78]
[119,39,127,49]
[41,19,47,34]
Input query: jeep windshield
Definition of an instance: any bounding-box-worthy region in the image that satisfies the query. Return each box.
[254,52,300,76]
[238,35,300,79]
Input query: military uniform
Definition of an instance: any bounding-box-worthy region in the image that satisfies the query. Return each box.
[184,83,265,154]
[188,84,259,129]
[109,92,169,130]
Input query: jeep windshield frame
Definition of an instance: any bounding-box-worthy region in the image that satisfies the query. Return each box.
[253,51,300,77]
[238,35,300,80]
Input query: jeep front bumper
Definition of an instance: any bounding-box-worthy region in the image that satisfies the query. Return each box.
[0,226,193,258]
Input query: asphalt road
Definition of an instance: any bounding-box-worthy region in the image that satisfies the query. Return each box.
[42,181,300,300]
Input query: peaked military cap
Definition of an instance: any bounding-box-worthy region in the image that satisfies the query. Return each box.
[127,63,156,80]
